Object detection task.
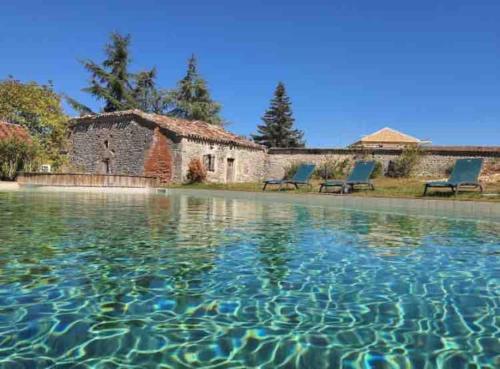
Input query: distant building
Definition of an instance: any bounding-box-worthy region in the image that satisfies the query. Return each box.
[69,110,266,184]
[0,121,31,142]
[350,127,430,149]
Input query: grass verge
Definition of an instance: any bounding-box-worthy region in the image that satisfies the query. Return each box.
[166,178,500,202]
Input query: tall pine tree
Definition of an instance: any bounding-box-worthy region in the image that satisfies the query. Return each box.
[166,55,223,125]
[67,32,165,115]
[252,82,304,148]
[133,69,165,113]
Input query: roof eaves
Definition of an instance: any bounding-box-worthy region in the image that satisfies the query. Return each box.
[71,110,264,150]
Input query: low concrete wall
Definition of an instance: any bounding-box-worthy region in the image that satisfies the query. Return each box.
[17,173,159,188]
[266,146,500,179]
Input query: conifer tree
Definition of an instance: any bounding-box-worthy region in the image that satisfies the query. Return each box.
[166,55,223,125]
[252,82,304,148]
[67,32,165,114]
[133,69,165,113]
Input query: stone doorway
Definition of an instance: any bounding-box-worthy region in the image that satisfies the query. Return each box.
[101,159,110,174]
[226,158,235,183]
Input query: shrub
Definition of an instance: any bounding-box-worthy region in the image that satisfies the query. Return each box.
[283,161,303,179]
[386,146,421,178]
[444,163,455,177]
[315,158,352,180]
[370,161,383,179]
[0,137,39,180]
[186,158,207,183]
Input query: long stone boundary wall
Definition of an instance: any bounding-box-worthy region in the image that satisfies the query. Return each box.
[266,146,500,179]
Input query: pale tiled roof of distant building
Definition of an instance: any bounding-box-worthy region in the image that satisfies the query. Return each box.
[71,110,264,150]
[348,127,432,147]
[358,127,422,144]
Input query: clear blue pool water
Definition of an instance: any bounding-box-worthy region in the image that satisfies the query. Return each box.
[0,191,498,368]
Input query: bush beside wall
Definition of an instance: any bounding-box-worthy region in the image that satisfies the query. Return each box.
[386,147,422,178]
[314,158,352,180]
[0,137,39,180]
[186,158,207,183]
[371,161,383,179]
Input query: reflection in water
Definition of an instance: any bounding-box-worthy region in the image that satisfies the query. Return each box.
[0,191,498,368]
[254,206,312,288]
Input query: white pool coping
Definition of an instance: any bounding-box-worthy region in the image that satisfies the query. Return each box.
[0,181,19,191]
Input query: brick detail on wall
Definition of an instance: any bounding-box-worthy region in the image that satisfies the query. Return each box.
[144,128,173,184]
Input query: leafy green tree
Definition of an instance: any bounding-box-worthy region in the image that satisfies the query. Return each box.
[0,78,67,169]
[252,82,304,148]
[0,137,40,180]
[166,55,223,125]
[68,32,166,114]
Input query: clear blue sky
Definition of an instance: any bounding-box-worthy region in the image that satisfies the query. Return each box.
[1,0,499,147]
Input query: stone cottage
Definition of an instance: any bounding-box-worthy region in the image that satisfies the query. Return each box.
[70,110,266,184]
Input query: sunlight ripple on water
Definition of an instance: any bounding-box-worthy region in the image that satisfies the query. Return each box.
[0,191,498,368]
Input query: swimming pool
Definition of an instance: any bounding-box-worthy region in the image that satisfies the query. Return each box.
[0,191,498,368]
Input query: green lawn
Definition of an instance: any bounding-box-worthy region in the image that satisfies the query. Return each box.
[167,177,500,202]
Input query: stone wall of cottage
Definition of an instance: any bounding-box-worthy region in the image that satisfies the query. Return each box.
[266,148,500,179]
[71,119,153,176]
[70,119,182,183]
[70,118,266,184]
[180,139,267,183]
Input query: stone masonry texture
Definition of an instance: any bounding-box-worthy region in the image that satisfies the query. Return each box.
[180,139,267,183]
[70,116,266,184]
[265,147,500,179]
[71,119,155,176]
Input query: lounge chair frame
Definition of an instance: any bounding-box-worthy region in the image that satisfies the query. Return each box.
[423,158,484,196]
[263,164,316,191]
[319,161,376,194]
[262,181,313,191]
[423,182,483,196]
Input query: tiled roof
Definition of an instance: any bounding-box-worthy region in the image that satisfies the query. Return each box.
[0,121,31,141]
[71,110,264,150]
[357,127,422,144]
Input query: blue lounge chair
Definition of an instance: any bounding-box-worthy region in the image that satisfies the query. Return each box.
[424,158,483,195]
[319,160,376,193]
[263,163,316,191]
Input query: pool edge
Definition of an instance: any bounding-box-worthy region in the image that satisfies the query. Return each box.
[160,188,500,222]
